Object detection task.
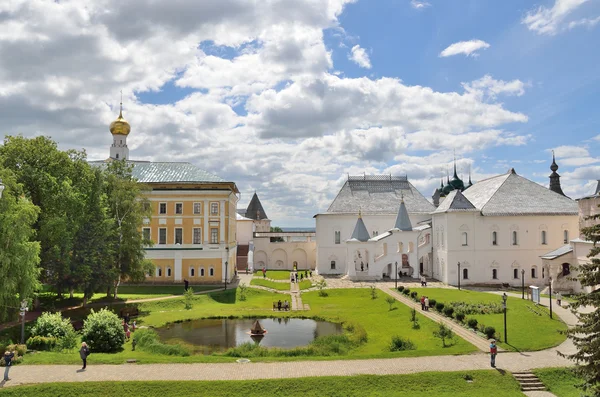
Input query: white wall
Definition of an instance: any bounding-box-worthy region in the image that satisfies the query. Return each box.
[253,237,317,270]
[236,220,253,245]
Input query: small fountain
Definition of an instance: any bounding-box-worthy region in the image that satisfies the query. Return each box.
[250,320,267,336]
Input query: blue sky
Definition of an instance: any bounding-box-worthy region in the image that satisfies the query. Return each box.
[2,0,599,226]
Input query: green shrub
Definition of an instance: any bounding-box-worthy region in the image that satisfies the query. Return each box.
[238,283,248,301]
[435,302,445,311]
[467,318,478,329]
[345,322,368,345]
[26,336,58,351]
[389,336,416,352]
[428,298,436,307]
[184,287,194,310]
[443,307,454,318]
[6,344,27,356]
[133,328,189,356]
[410,291,418,300]
[56,328,79,351]
[385,296,396,310]
[316,280,328,297]
[30,312,74,339]
[450,302,503,315]
[81,308,125,353]
[397,286,404,292]
[433,322,455,347]
[370,286,377,299]
[402,288,410,295]
[455,312,465,322]
[484,326,496,339]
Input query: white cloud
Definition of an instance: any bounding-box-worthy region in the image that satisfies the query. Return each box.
[568,15,600,30]
[523,0,591,35]
[410,0,431,9]
[349,45,371,68]
[439,39,490,58]
[462,75,528,100]
[549,145,600,167]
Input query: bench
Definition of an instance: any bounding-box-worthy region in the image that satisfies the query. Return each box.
[272,302,290,311]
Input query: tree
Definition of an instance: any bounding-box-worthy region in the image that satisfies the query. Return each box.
[104,160,153,299]
[433,322,455,347]
[270,226,285,242]
[560,212,600,396]
[0,169,41,322]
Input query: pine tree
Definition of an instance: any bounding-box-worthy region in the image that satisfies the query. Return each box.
[561,211,600,396]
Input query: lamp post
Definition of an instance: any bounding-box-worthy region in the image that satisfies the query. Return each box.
[224,246,230,291]
[502,293,508,344]
[395,261,398,289]
[548,277,553,319]
[457,262,461,291]
[521,269,525,299]
[20,299,28,344]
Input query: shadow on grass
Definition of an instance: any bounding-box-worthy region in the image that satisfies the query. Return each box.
[494,368,507,375]
[208,289,237,304]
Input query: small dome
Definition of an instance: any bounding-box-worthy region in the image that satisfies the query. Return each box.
[109,108,131,136]
[442,181,455,195]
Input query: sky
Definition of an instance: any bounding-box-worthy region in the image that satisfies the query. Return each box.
[1,0,599,227]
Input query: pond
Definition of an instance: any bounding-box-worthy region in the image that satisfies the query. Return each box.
[155,318,343,354]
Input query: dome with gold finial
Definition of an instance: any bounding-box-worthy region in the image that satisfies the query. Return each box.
[109,103,131,136]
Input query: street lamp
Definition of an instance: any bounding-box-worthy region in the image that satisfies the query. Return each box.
[224,246,230,291]
[502,293,508,344]
[395,261,398,289]
[548,276,553,319]
[521,269,525,299]
[457,262,461,291]
[20,299,28,344]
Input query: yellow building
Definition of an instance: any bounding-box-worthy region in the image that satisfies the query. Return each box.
[92,103,239,284]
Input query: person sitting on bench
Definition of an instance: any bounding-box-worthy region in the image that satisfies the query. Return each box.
[277,300,282,311]
[284,300,289,310]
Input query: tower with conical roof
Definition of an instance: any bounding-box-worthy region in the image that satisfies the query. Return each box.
[109,93,131,160]
[350,210,370,242]
[394,196,413,231]
[549,151,565,196]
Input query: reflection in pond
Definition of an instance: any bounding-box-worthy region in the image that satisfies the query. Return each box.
[155,318,343,354]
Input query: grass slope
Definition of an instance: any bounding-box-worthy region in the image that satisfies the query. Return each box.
[410,288,567,351]
[0,371,523,397]
[250,278,290,291]
[253,270,292,280]
[533,368,583,397]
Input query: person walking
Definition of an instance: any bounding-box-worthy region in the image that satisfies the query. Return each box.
[424,296,429,311]
[3,350,15,381]
[80,342,90,370]
[489,339,497,368]
[420,295,425,311]
[556,292,562,306]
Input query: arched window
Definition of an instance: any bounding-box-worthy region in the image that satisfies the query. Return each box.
[463,268,469,280]
[408,242,414,253]
[563,230,569,244]
[200,267,205,277]
[542,267,545,279]
[512,231,518,246]
[209,267,214,276]
[531,266,537,279]
[116,153,119,159]
[541,230,547,245]
[492,231,498,246]
[167,267,172,277]
[462,232,468,246]
[330,260,336,270]
[513,268,518,279]
[190,267,195,277]
[334,231,340,244]
[492,269,498,279]
[156,267,162,277]
[562,263,571,276]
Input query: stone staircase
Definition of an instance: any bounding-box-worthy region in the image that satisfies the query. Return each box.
[513,371,546,392]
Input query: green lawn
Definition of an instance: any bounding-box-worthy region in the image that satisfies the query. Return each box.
[533,368,584,397]
[250,278,290,291]
[0,371,523,397]
[299,280,313,290]
[20,288,476,364]
[253,270,292,280]
[410,288,567,351]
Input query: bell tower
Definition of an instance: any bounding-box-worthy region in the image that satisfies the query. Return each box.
[109,93,131,160]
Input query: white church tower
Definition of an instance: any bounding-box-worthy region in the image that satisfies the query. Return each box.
[109,99,131,160]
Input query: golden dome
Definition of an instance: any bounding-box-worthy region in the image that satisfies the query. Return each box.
[109,106,131,136]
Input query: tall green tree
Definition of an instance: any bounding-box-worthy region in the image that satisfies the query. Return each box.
[561,211,600,396]
[0,169,41,322]
[0,136,92,297]
[72,168,114,306]
[104,160,153,298]
[270,226,284,242]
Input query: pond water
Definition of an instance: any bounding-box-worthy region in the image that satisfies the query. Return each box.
[155,318,343,354]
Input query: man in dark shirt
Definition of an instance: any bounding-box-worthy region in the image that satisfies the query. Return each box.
[3,350,15,381]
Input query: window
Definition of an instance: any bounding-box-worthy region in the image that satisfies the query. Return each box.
[210,228,219,244]
[541,230,547,245]
[175,203,183,215]
[159,202,167,215]
[492,269,498,280]
[542,267,545,279]
[159,228,167,245]
[334,231,341,244]
[531,267,537,279]
[190,267,195,277]
[209,267,214,276]
[562,263,571,276]
[210,202,219,215]
[492,231,497,246]
[331,260,336,270]
[513,269,518,279]
[200,267,205,277]
[116,153,119,159]
[142,227,150,241]
[563,230,569,244]
[167,267,172,277]
[463,268,468,280]
[175,228,183,244]
[193,228,202,244]
[512,231,518,246]
[461,232,468,246]
[156,267,162,277]
[193,202,202,215]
